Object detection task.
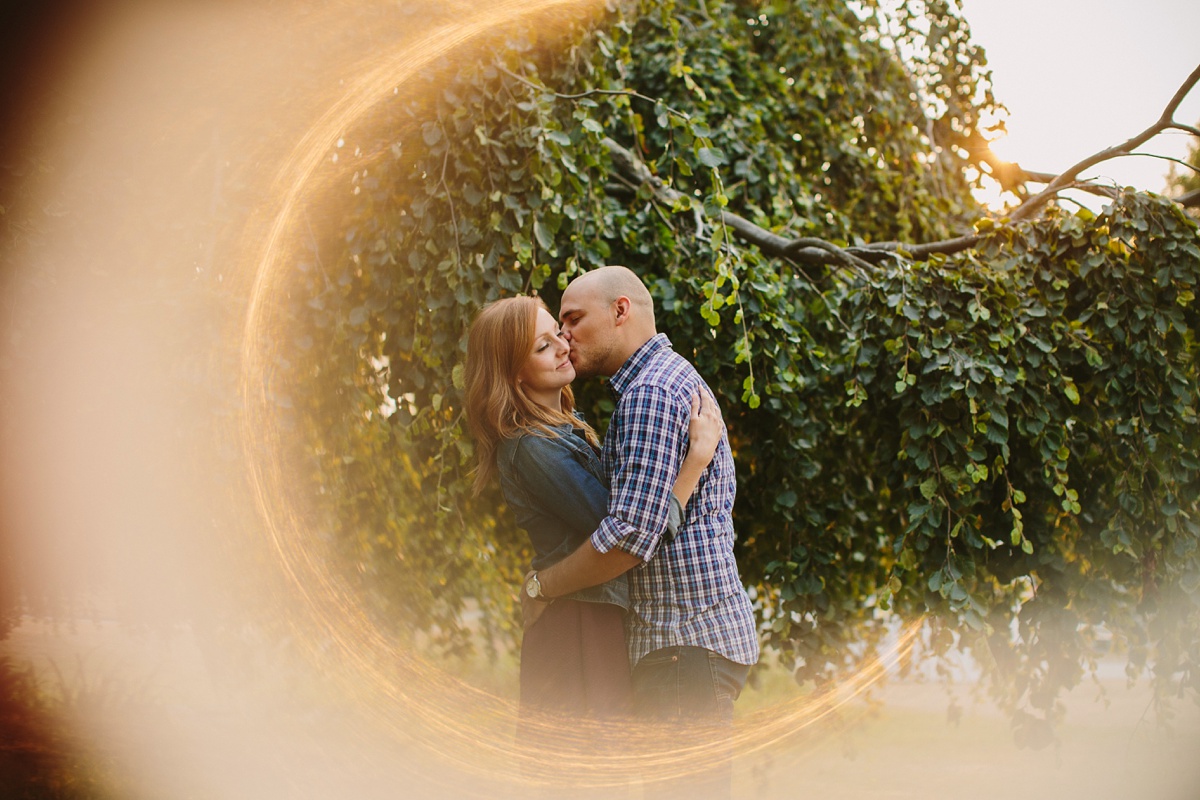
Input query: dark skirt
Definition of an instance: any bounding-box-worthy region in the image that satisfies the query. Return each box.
[519,598,633,719]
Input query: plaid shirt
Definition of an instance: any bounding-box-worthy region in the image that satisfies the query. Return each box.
[592,334,760,668]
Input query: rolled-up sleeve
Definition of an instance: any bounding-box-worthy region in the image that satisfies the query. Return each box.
[591,384,687,561]
[510,434,609,541]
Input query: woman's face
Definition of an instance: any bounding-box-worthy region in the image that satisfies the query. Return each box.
[517,306,575,405]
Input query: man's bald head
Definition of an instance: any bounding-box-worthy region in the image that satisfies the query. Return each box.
[568,266,656,328]
[558,265,658,379]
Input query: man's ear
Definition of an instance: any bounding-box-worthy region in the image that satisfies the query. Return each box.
[612,296,632,326]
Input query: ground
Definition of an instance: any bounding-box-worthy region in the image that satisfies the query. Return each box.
[4,617,1199,799]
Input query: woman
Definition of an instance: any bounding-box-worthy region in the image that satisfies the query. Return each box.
[464,295,721,719]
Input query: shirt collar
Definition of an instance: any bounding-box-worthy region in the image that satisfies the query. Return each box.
[609,333,672,398]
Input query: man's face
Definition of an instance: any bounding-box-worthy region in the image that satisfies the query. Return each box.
[559,280,619,379]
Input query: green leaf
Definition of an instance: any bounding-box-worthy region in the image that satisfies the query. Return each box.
[919,477,938,500]
[928,571,944,592]
[534,219,554,251]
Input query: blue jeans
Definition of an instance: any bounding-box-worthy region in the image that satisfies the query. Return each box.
[632,646,750,799]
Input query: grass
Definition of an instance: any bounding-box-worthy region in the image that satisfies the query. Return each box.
[3,617,1199,799]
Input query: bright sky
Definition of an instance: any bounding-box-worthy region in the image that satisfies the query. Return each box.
[962,0,1200,200]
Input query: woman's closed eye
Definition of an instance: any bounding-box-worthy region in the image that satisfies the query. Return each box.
[538,332,566,351]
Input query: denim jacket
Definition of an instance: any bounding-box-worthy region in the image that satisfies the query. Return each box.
[496,416,685,611]
[496,418,629,608]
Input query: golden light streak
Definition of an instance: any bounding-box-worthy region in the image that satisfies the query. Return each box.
[237,0,927,791]
[13,3,1194,798]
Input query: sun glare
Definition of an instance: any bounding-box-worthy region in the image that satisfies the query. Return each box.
[3,2,1199,798]
[238,0,914,788]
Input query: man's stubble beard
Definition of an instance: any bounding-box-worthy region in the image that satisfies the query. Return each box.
[569,356,603,381]
[569,341,617,381]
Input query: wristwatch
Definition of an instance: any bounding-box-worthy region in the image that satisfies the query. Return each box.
[524,572,546,600]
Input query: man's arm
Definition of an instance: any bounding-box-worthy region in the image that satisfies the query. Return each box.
[535,383,689,598]
[535,538,641,598]
[536,390,719,598]
[522,534,638,629]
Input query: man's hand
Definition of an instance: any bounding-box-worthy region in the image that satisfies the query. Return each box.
[520,570,551,629]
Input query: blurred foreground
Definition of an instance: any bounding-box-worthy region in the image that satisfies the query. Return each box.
[4,617,1198,799]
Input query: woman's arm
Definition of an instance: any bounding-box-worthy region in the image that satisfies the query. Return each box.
[670,391,723,509]
[510,433,609,541]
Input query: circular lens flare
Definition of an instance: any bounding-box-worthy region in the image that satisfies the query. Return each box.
[239,0,926,791]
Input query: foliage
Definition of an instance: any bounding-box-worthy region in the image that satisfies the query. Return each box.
[1168,120,1200,214]
[0,658,109,799]
[275,0,1200,722]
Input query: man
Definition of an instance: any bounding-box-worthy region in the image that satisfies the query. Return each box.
[523,265,759,797]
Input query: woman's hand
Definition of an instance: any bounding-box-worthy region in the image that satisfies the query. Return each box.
[668,391,725,521]
[685,391,723,468]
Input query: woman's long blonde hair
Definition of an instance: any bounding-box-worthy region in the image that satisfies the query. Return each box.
[464,296,598,495]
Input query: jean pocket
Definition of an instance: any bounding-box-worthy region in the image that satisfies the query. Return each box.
[632,648,684,720]
[636,646,682,671]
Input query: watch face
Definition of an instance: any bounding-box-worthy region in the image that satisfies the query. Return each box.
[525,575,540,598]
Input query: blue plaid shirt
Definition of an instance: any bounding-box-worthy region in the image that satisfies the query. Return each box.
[592,334,760,668]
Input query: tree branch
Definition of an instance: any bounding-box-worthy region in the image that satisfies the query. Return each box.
[1009,63,1200,221]
[599,63,1200,270]
[498,65,691,121]
[1003,168,1120,200]
[605,136,903,271]
[602,135,977,269]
